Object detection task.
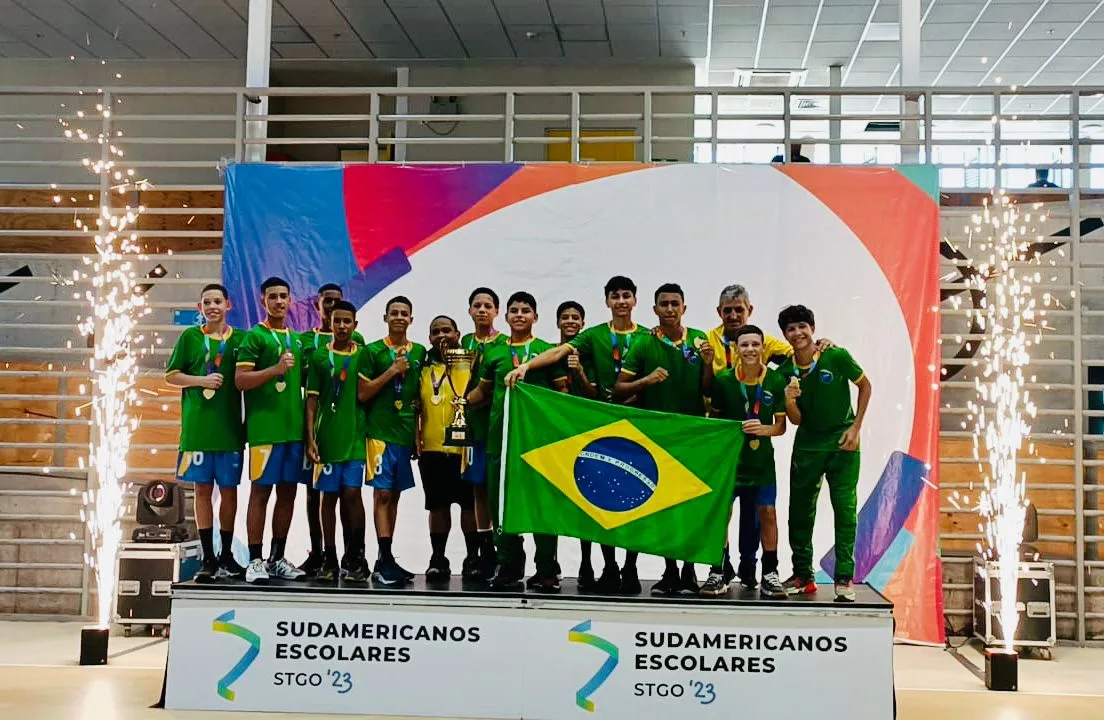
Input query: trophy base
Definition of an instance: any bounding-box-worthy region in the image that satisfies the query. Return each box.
[443,427,473,447]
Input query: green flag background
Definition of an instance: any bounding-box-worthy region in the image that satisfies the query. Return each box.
[501,383,742,564]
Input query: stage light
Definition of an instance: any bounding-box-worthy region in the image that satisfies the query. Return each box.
[133,481,190,543]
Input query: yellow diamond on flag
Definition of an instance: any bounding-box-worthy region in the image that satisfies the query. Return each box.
[520,419,712,530]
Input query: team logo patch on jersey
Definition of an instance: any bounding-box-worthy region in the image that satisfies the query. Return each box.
[819,369,834,384]
[762,391,774,406]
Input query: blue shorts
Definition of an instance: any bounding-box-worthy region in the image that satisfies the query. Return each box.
[248,442,310,486]
[365,440,415,492]
[734,484,777,507]
[176,450,242,488]
[313,460,366,493]
[462,443,488,486]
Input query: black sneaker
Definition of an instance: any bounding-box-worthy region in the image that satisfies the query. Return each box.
[461,555,480,581]
[595,564,621,594]
[343,557,369,584]
[316,563,339,584]
[532,573,561,594]
[679,563,700,595]
[526,572,542,590]
[218,555,247,580]
[577,564,596,592]
[620,565,642,595]
[296,550,323,578]
[699,570,729,597]
[195,559,219,584]
[425,556,451,584]
[650,568,680,596]
[477,550,497,580]
[490,565,524,591]
[372,558,408,587]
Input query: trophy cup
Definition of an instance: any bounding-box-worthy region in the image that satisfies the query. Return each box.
[442,347,475,447]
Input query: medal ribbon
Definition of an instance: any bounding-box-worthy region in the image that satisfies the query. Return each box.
[265,324,292,384]
[793,352,820,380]
[509,339,533,368]
[429,361,450,398]
[656,328,697,364]
[465,329,499,373]
[203,328,228,376]
[313,328,331,349]
[737,365,766,420]
[327,344,354,412]
[386,339,409,407]
[609,324,634,374]
[721,334,734,370]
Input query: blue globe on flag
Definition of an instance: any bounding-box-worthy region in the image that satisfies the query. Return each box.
[572,436,659,512]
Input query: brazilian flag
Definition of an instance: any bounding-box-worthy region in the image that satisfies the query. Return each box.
[501,383,742,564]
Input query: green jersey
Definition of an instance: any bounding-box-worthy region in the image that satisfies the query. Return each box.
[461,331,507,443]
[777,346,865,452]
[568,322,652,399]
[300,328,366,363]
[165,326,245,453]
[306,343,366,463]
[480,337,563,457]
[620,327,709,416]
[237,322,306,446]
[359,338,427,448]
[711,366,787,485]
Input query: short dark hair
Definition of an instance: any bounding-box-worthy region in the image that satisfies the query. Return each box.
[260,276,289,294]
[507,291,537,312]
[385,295,413,314]
[733,324,764,343]
[430,314,459,332]
[330,300,357,317]
[468,287,499,309]
[654,283,685,303]
[778,304,815,331]
[556,300,585,321]
[604,275,637,298]
[318,283,342,296]
[201,283,229,299]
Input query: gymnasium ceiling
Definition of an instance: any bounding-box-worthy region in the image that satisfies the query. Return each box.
[0,0,1103,94]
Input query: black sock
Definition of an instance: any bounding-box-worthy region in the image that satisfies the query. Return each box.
[378,536,394,561]
[430,532,447,558]
[219,530,234,560]
[723,545,732,565]
[762,550,779,575]
[270,537,286,561]
[324,546,339,565]
[710,564,723,574]
[248,543,263,562]
[198,528,214,563]
[600,545,617,566]
[664,558,678,574]
[624,551,638,570]
[579,540,592,567]
[479,529,495,556]
[683,562,695,575]
[342,524,354,555]
[463,531,480,557]
[352,528,365,557]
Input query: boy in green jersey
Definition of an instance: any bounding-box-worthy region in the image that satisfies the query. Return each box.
[466,291,565,592]
[507,275,651,595]
[460,287,506,579]
[555,301,597,400]
[298,283,366,577]
[357,295,427,587]
[165,283,246,583]
[235,277,309,585]
[704,324,789,599]
[776,304,872,603]
[614,283,715,597]
[305,301,368,584]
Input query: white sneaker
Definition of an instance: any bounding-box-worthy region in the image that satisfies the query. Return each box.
[268,557,306,581]
[834,580,857,603]
[245,558,269,584]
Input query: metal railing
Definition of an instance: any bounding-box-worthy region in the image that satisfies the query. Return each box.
[0,83,1101,641]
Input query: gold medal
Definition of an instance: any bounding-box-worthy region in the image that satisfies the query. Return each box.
[749,439,760,450]
[275,381,287,393]
[394,400,403,410]
[202,388,215,400]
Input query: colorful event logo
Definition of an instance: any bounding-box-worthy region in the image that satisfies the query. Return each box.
[212,610,261,702]
[568,620,619,712]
